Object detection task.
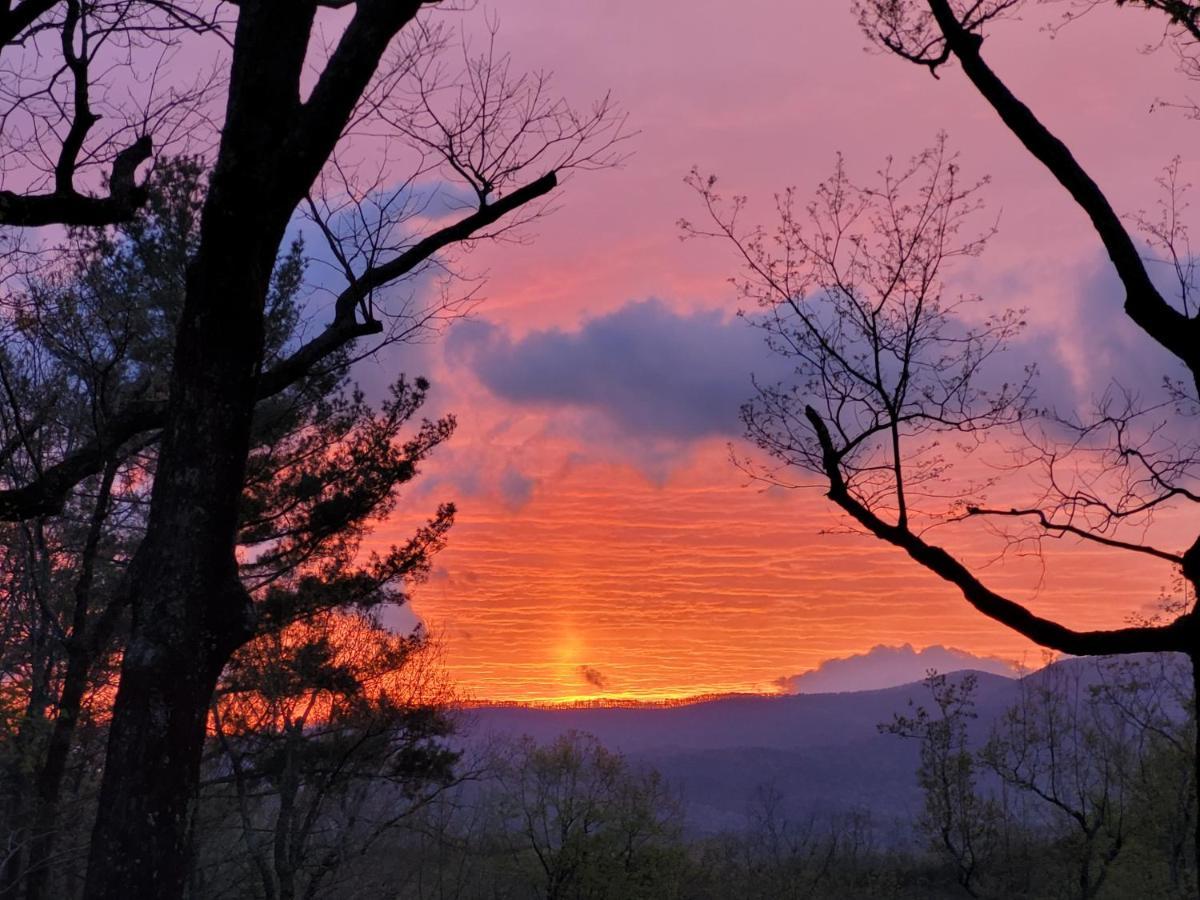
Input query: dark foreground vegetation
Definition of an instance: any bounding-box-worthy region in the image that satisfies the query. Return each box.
[4,613,1196,899]
[187,652,1197,900]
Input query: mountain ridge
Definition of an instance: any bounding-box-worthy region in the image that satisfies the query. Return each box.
[461,655,1188,834]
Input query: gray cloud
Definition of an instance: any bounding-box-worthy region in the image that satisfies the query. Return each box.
[378,601,424,638]
[447,299,786,442]
[442,262,1191,484]
[579,665,609,690]
[990,251,1191,415]
[498,465,536,508]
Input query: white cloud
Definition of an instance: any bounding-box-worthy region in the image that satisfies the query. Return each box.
[777,643,1022,695]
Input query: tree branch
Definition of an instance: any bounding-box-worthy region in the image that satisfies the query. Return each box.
[0,170,558,520]
[925,0,1200,387]
[282,0,425,199]
[963,505,1185,565]
[805,404,1194,655]
[332,170,557,321]
[0,0,58,46]
[0,135,152,227]
[0,396,161,519]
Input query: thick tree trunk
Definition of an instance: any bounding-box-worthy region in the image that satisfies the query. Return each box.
[81,264,266,896]
[81,188,277,900]
[78,0,325,892]
[78,2,423,894]
[82,643,232,897]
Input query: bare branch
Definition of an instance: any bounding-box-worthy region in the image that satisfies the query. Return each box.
[962,504,1184,563]
[0,133,150,225]
[919,0,1200,387]
[806,403,1194,655]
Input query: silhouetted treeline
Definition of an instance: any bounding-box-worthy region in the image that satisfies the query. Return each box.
[201,654,1193,899]
[0,651,1194,898]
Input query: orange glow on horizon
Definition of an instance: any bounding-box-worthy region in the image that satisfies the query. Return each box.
[387,441,1175,705]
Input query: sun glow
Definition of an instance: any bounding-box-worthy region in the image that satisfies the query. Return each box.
[398,441,1173,705]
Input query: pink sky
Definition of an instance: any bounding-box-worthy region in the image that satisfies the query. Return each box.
[366,2,1193,701]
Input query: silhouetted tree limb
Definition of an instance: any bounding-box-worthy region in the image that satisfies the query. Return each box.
[0,134,152,227]
[326,171,558,325]
[804,402,1195,655]
[962,505,1184,564]
[0,171,558,522]
[920,0,1200,387]
[0,0,222,229]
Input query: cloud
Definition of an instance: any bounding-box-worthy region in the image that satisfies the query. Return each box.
[776,644,1022,695]
[446,299,787,443]
[378,601,424,637]
[578,665,609,690]
[989,249,1192,415]
[438,256,1193,494]
[499,465,536,508]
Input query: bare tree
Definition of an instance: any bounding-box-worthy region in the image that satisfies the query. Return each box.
[688,0,1200,874]
[886,672,998,898]
[0,2,625,896]
[983,663,1134,900]
[488,731,684,900]
[738,783,855,900]
[1093,648,1197,893]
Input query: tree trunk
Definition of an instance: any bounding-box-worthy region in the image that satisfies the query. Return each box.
[77,0,328,891]
[1,524,57,895]
[24,646,95,900]
[78,1,421,893]
[79,282,267,895]
[81,197,276,900]
[26,461,118,900]
[275,728,298,900]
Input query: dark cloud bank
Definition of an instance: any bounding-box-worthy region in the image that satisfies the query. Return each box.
[447,270,1182,452]
[447,299,788,442]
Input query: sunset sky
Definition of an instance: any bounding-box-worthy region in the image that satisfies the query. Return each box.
[361,2,1192,703]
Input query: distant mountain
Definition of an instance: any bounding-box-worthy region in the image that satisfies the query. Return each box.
[464,653,1189,836]
[466,670,1018,755]
[776,643,1022,694]
[466,670,1015,834]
